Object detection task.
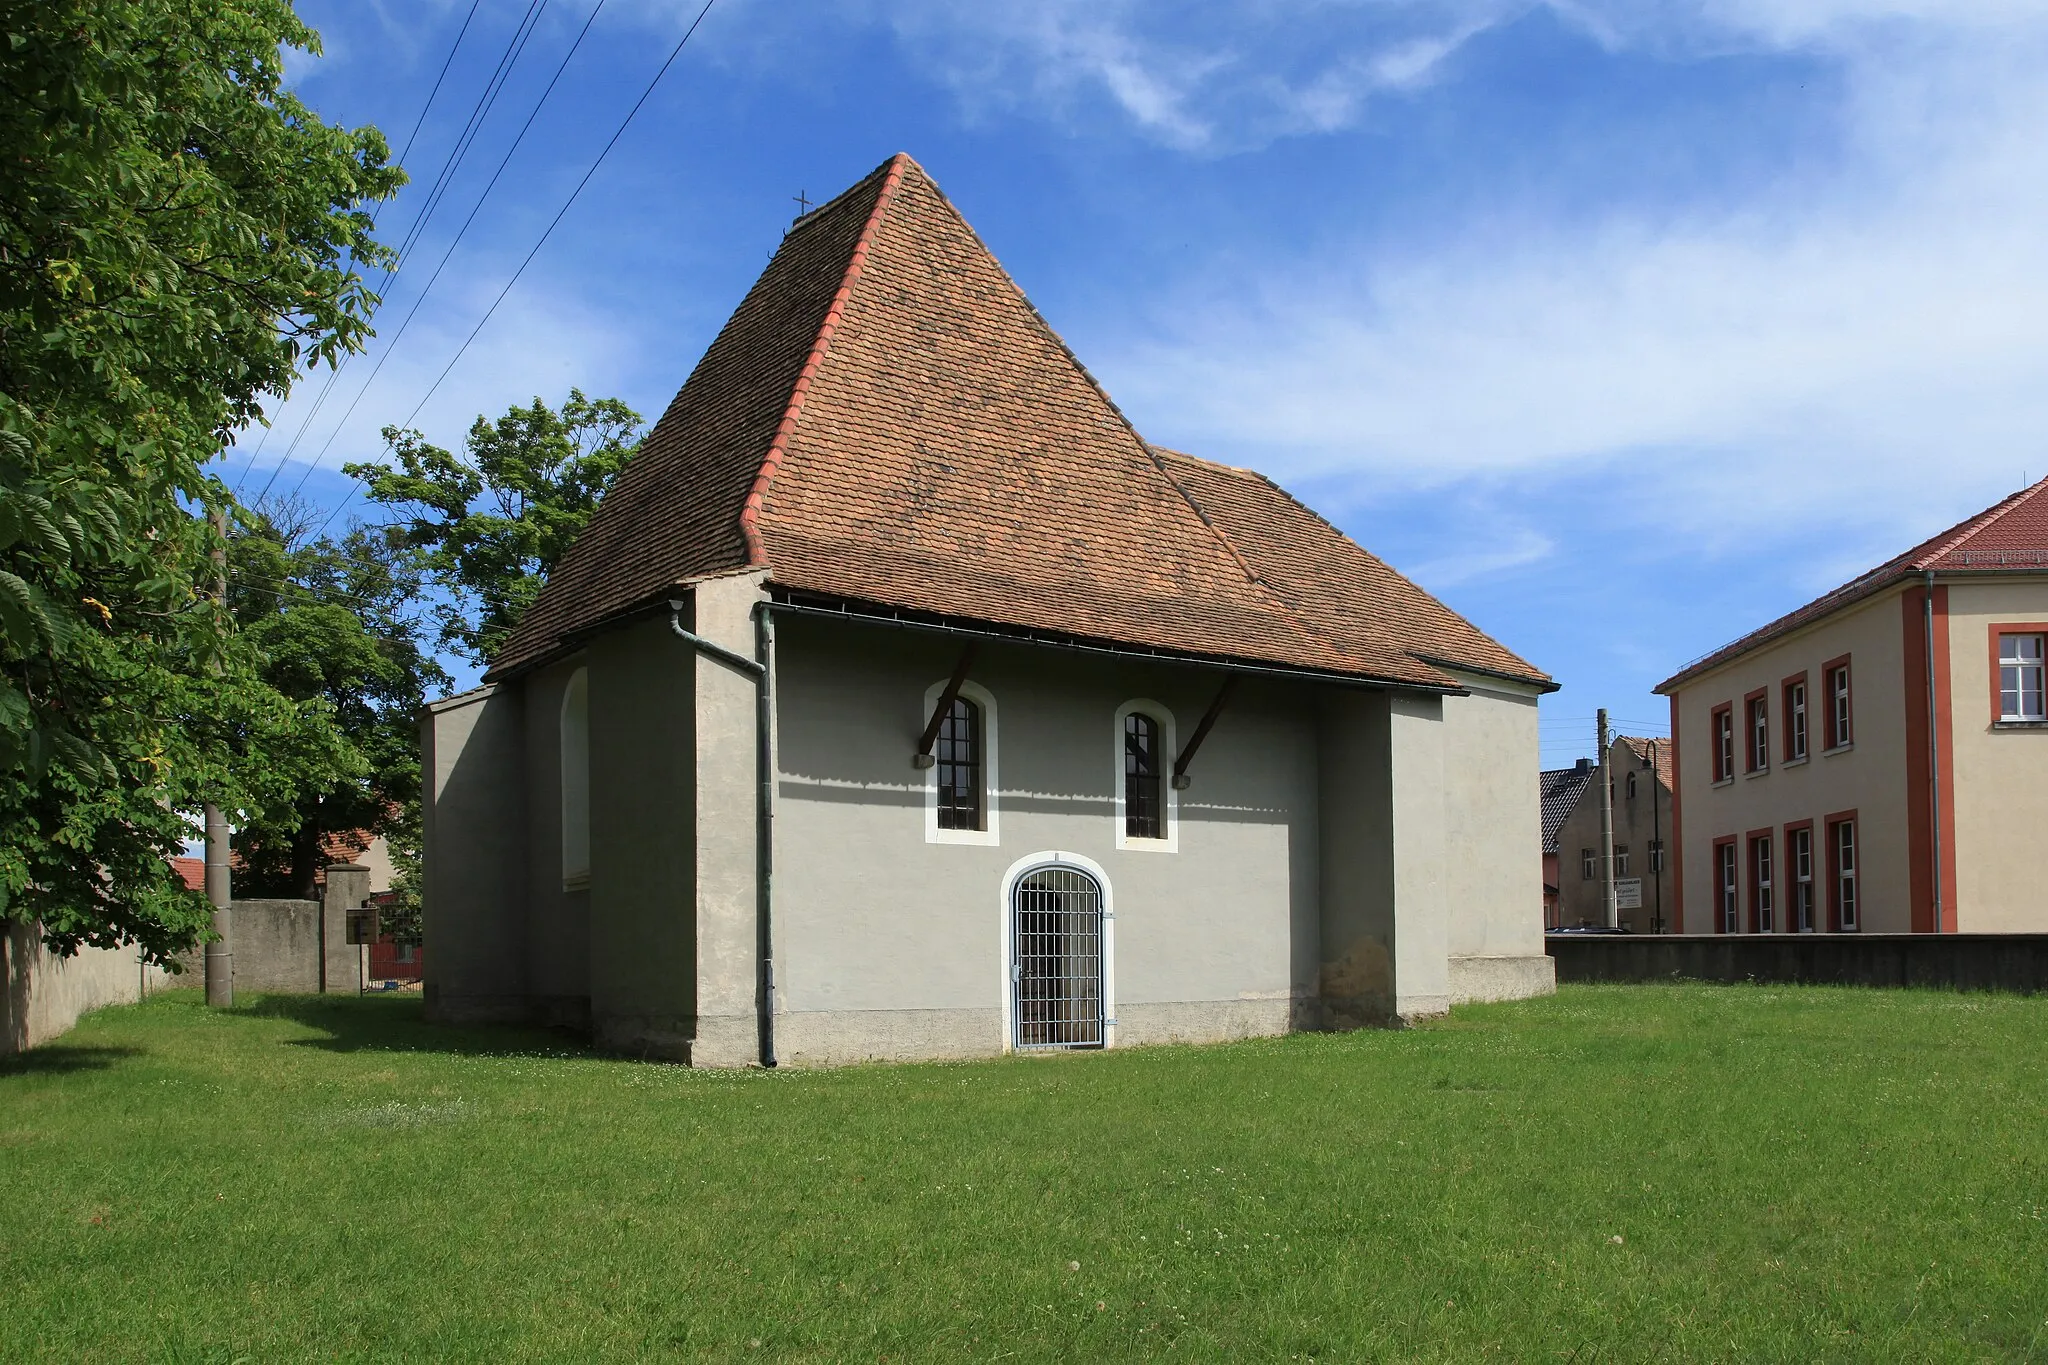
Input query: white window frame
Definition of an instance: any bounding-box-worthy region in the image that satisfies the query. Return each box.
[1581,848,1597,881]
[1999,632,2046,721]
[1719,843,1738,932]
[560,666,590,890]
[1649,839,1665,873]
[1836,821,1858,931]
[1626,771,1638,800]
[1753,836,1774,933]
[1791,827,1814,933]
[1715,708,1735,782]
[1615,844,1631,877]
[1748,697,1770,772]
[1828,665,1852,747]
[1787,681,1808,760]
[1112,699,1178,852]
[924,678,1000,846]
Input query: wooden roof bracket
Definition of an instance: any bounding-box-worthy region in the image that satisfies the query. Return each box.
[1172,676,1238,790]
[913,642,979,768]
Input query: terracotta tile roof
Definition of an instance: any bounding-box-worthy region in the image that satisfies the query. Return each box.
[1616,735,1674,793]
[170,856,205,892]
[1659,475,2048,692]
[492,154,1548,692]
[1539,763,1594,853]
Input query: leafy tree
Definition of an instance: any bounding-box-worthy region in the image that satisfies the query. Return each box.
[0,0,402,960]
[346,390,643,667]
[227,504,448,901]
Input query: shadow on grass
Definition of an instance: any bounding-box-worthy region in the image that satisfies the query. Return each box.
[238,993,594,1060]
[0,1045,142,1078]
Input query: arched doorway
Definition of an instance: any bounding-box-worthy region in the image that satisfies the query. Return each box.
[1011,865,1105,1049]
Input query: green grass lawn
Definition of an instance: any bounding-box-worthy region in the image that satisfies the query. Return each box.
[3,986,2045,1363]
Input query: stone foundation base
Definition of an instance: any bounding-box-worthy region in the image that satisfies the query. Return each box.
[422,987,534,1026]
[1447,953,1557,1005]
[593,1011,697,1063]
[776,1007,1001,1067]
[1113,998,1294,1048]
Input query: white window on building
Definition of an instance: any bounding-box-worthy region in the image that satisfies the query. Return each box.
[1715,707,1735,781]
[1718,843,1738,933]
[1649,839,1665,873]
[1827,663,1853,747]
[1752,835,1774,933]
[1786,679,1808,760]
[560,666,590,889]
[1834,821,1858,931]
[1790,826,1815,933]
[1581,848,1597,881]
[1748,696,1770,772]
[1625,771,1638,800]
[1615,844,1631,877]
[2000,632,2046,721]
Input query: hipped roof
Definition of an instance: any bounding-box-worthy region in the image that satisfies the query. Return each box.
[492,154,1548,692]
[1659,475,2048,693]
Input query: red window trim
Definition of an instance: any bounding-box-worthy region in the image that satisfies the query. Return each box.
[1987,623,2048,723]
[1710,701,1735,781]
[1821,653,1853,749]
[1743,688,1770,773]
[1712,834,1738,933]
[1746,827,1775,933]
[1824,808,1858,933]
[1781,670,1809,762]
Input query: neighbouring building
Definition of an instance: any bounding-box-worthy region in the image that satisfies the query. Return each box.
[1658,476,2048,934]
[1549,736,1676,931]
[422,153,1558,1067]
[1539,760,1596,927]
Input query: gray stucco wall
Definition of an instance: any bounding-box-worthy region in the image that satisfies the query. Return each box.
[770,615,1319,1064]
[421,684,529,1023]
[3,923,170,1055]
[587,612,701,1059]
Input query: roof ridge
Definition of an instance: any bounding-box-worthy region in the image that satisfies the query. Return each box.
[738,153,910,566]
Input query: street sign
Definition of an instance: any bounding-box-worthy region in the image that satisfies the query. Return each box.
[1615,877,1644,911]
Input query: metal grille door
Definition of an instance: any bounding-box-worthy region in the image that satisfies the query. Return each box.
[1012,867,1104,1049]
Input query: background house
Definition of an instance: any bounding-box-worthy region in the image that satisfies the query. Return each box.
[1550,736,1676,931]
[1539,760,1595,928]
[1658,476,2048,933]
[424,154,1558,1066]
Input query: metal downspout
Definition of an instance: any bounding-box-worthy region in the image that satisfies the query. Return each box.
[668,600,777,1066]
[1924,570,1943,935]
[755,604,776,1067]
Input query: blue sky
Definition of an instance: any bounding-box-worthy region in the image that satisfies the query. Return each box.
[240,0,2048,766]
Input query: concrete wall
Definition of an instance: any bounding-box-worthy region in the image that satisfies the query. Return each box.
[770,614,1319,1064]
[1549,932,2048,994]
[421,684,530,1022]
[1437,672,1554,1004]
[1943,577,2048,931]
[229,899,322,992]
[1554,739,1677,933]
[1669,588,1914,932]
[2,922,170,1055]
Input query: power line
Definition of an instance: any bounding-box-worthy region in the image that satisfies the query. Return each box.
[283,0,612,510]
[310,0,721,543]
[250,0,550,510]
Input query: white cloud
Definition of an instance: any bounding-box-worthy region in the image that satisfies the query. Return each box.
[1085,5,2048,555]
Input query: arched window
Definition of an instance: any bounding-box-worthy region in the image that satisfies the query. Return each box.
[560,667,590,887]
[935,696,982,831]
[1113,700,1177,851]
[1124,712,1163,839]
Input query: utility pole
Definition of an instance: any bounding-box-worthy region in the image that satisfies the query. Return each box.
[1597,708,1617,930]
[1649,739,1664,934]
[202,506,232,1008]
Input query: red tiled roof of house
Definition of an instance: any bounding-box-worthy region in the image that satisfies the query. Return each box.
[1616,735,1674,793]
[491,154,1549,692]
[171,856,205,892]
[1658,475,2048,692]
